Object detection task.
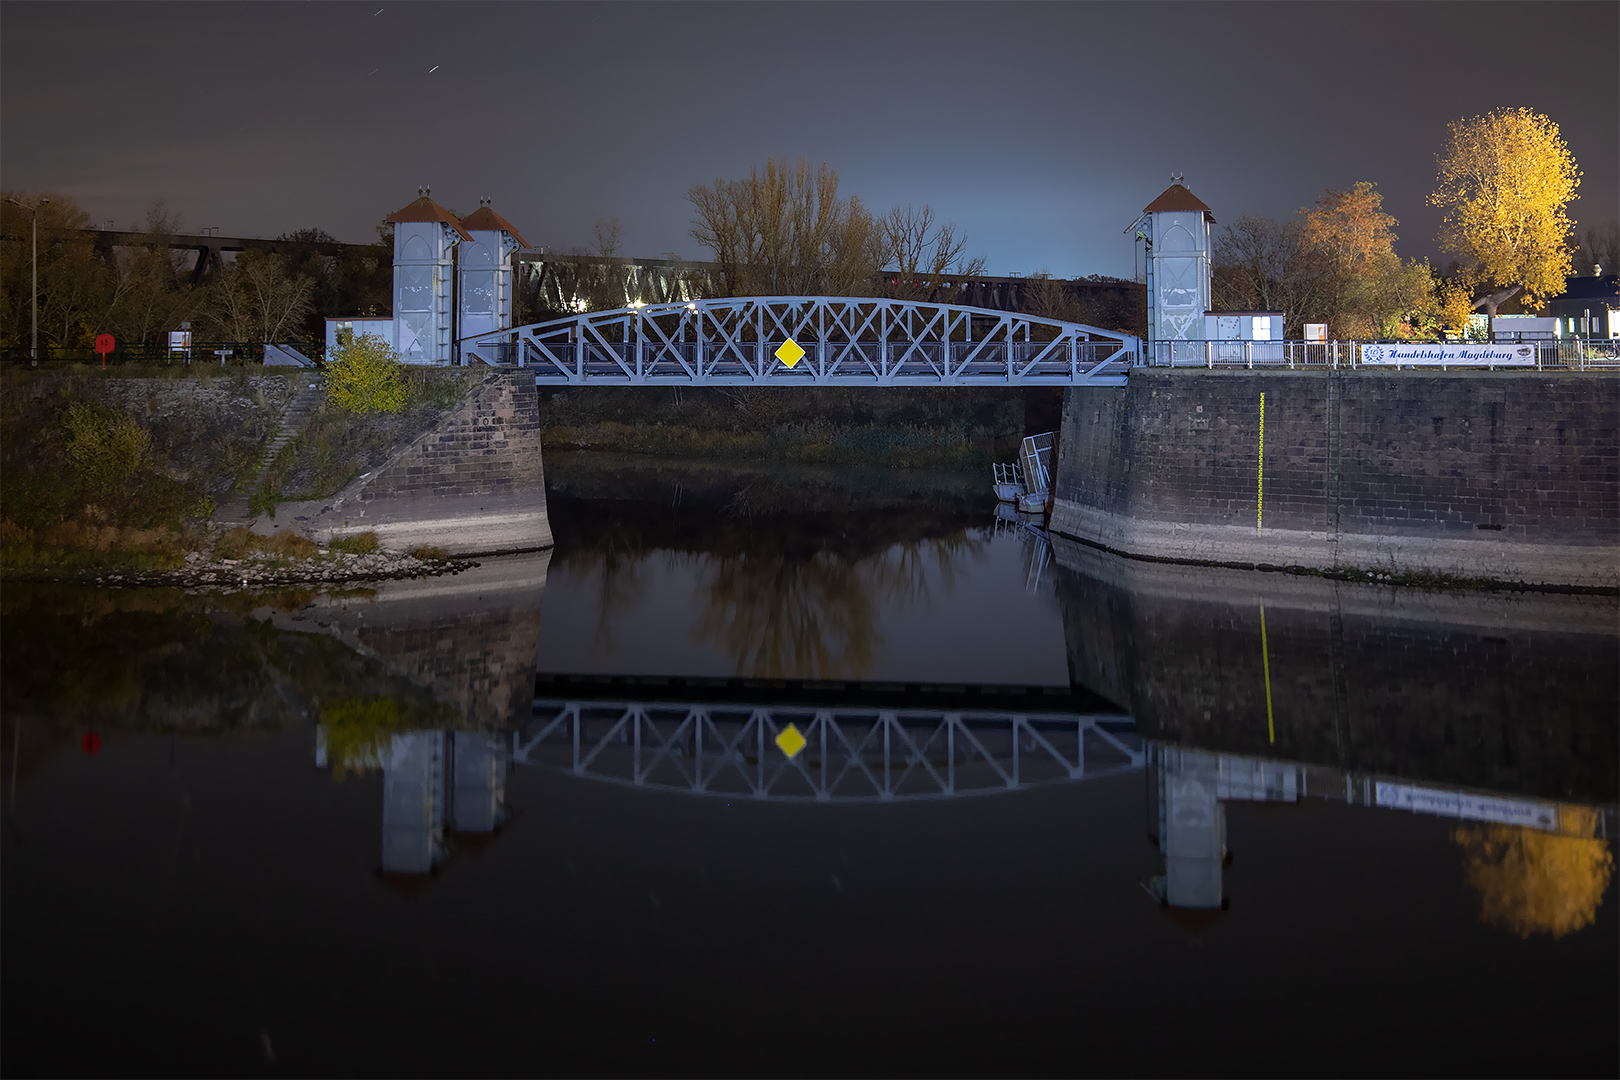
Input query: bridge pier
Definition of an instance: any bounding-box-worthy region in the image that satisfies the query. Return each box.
[1049,370,1619,588]
[300,370,553,556]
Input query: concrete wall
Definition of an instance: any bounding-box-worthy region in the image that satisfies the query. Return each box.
[305,370,553,555]
[1050,370,1619,587]
[1050,536,1619,803]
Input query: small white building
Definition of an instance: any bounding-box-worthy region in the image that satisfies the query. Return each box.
[1204,310,1284,342]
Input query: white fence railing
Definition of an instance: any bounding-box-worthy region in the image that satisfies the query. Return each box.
[1144,339,1620,371]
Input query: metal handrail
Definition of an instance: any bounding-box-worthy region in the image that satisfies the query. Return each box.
[1142,338,1620,372]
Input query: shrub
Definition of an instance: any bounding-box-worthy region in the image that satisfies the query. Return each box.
[247,488,280,518]
[330,531,380,555]
[61,402,151,490]
[325,333,408,415]
[405,544,450,562]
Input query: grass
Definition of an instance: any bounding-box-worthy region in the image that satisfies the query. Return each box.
[330,532,380,556]
[212,526,321,562]
[405,544,450,562]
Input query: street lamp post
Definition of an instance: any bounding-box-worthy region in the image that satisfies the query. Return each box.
[4,195,48,363]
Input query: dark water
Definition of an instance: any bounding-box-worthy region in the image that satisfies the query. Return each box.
[3,466,1616,1077]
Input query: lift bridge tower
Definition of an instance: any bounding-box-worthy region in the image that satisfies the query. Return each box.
[1129,176,1215,364]
[360,190,526,364]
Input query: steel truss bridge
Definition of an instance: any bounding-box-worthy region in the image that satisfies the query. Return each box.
[464,296,1139,386]
[515,696,1142,802]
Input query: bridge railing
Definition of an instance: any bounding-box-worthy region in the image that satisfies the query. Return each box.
[1145,339,1620,371]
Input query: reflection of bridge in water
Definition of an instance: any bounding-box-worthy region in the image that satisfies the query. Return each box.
[518,693,1140,802]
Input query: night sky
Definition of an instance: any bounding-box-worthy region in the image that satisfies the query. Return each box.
[3,1,1615,278]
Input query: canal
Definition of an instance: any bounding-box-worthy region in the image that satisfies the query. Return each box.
[2,459,1615,1076]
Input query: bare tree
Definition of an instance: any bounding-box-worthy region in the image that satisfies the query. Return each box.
[687,155,884,297]
[200,250,315,342]
[1212,213,1303,316]
[103,201,199,344]
[1573,221,1619,276]
[591,216,624,258]
[880,203,987,300]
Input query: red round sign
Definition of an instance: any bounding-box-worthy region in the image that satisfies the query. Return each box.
[94,334,115,355]
[81,731,102,754]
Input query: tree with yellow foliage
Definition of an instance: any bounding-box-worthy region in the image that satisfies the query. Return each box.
[1296,182,1435,339]
[1452,809,1615,939]
[1429,108,1581,336]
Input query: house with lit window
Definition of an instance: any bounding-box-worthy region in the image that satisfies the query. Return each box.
[1538,274,1620,339]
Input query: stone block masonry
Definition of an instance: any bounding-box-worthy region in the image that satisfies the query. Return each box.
[299,370,553,555]
[1050,370,1619,589]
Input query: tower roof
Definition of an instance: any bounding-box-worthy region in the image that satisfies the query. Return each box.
[1144,183,1216,223]
[386,196,473,241]
[459,205,529,248]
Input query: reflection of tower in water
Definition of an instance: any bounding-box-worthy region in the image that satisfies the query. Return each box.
[1146,747,1299,909]
[318,730,511,875]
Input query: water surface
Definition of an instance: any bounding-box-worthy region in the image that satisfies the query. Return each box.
[3,465,1615,1076]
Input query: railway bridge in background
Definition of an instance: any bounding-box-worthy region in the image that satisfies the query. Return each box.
[462,296,1138,386]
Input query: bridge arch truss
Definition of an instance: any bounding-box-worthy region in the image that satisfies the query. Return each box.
[465,297,1138,385]
[515,699,1143,802]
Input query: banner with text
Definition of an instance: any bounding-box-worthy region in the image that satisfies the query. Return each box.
[1375,781,1559,830]
[1360,343,1537,366]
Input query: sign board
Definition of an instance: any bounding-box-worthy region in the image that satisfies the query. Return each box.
[1361,343,1536,367]
[167,331,191,352]
[1375,781,1558,831]
[94,334,115,355]
[1304,323,1327,343]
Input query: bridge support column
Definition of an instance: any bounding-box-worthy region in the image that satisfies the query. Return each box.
[301,371,552,556]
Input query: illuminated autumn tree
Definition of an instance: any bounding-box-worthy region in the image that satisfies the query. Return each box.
[1297,182,1435,339]
[1429,108,1581,332]
[1452,810,1615,939]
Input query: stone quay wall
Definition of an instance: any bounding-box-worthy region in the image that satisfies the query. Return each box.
[1049,370,1619,588]
[303,370,553,555]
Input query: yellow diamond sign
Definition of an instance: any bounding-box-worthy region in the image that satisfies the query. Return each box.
[775,339,805,368]
[775,722,807,758]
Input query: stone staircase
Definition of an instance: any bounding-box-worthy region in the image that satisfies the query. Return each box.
[214,378,325,528]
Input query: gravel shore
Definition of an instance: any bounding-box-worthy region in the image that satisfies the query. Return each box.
[4,549,479,591]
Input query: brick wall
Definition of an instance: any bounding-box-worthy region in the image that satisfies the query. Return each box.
[360,370,545,504]
[1050,370,1620,586]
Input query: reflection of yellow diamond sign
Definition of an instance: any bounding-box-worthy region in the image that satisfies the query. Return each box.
[775,339,805,368]
[775,722,807,758]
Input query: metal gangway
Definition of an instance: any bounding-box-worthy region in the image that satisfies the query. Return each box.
[463,296,1138,386]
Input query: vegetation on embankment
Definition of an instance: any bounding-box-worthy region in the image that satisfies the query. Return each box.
[0,365,478,571]
[2,365,1052,571]
[1,366,295,571]
[250,366,480,512]
[535,385,1061,468]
